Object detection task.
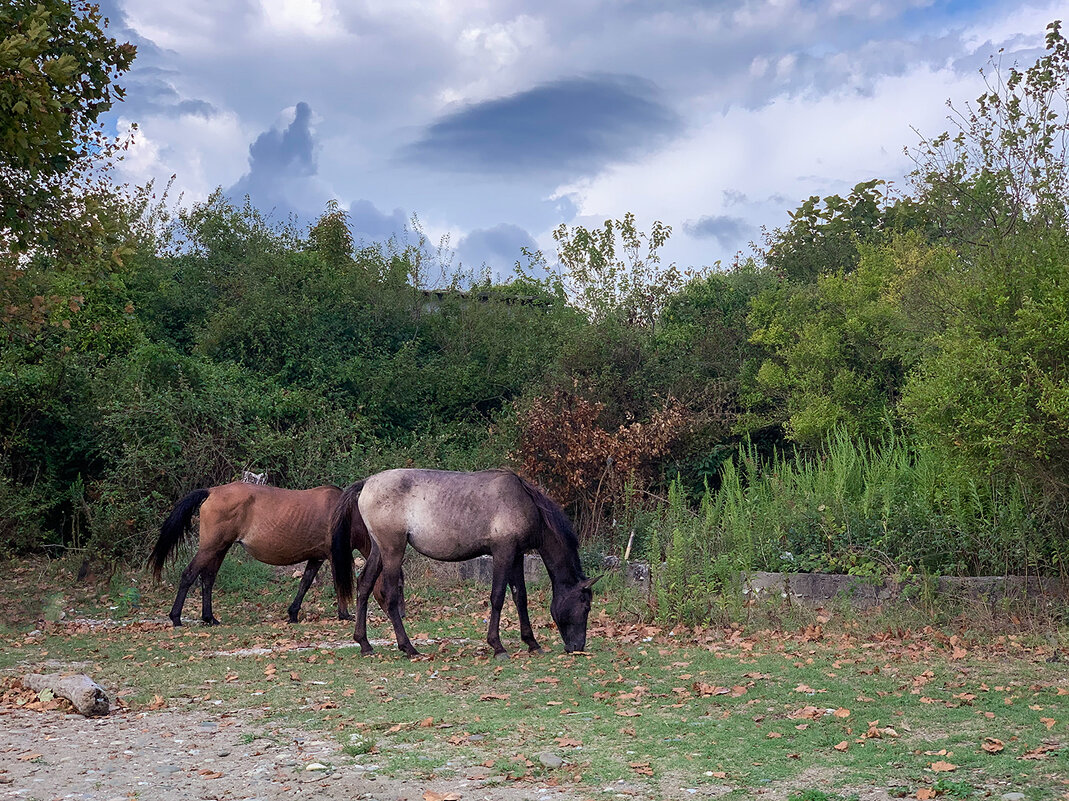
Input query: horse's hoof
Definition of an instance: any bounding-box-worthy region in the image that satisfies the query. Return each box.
[338,612,353,621]
[494,651,511,661]
[203,618,221,627]
[528,646,544,655]
[287,617,299,624]
[170,618,182,628]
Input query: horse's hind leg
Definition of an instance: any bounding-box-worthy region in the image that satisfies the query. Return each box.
[197,547,230,626]
[288,558,324,624]
[508,554,542,654]
[353,546,383,655]
[382,559,418,658]
[169,550,216,627]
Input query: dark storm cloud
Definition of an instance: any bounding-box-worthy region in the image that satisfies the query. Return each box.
[683,214,755,247]
[227,102,320,218]
[456,223,539,277]
[401,74,680,175]
[96,0,218,119]
[349,200,408,244]
[124,67,217,117]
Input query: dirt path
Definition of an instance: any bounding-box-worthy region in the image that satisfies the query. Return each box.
[0,706,588,801]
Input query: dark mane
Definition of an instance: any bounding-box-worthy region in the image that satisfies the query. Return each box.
[512,472,586,580]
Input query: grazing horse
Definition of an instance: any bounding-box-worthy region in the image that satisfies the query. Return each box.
[332,469,597,659]
[149,482,386,626]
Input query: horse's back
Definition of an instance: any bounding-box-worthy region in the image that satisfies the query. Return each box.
[360,469,539,561]
[201,483,342,565]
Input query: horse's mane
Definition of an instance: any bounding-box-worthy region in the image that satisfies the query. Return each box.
[510,472,585,578]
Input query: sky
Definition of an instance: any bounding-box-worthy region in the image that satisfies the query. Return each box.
[97,0,1063,280]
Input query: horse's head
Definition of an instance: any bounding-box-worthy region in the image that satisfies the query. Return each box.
[551,575,600,652]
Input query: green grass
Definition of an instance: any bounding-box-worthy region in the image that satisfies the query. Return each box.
[0,558,1065,800]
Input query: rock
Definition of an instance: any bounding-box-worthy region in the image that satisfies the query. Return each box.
[537,752,564,769]
[305,762,329,771]
[1000,794,1026,801]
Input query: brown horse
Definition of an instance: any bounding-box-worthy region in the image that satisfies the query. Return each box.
[332,469,597,659]
[149,482,386,626]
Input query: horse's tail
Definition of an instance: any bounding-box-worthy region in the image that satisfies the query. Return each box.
[513,473,584,572]
[149,488,211,580]
[330,480,366,606]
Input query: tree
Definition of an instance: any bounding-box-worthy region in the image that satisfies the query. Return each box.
[761,180,930,283]
[0,0,135,250]
[910,20,1069,249]
[553,213,681,330]
[903,20,1069,517]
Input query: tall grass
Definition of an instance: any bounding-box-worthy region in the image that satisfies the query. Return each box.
[647,430,1064,624]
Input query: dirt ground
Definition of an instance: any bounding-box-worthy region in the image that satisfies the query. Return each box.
[0,705,590,801]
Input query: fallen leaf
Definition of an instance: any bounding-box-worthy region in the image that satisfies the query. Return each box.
[479,693,510,701]
[615,709,642,717]
[930,761,958,772]
[555,737,581,747]
[1041,718,1056,730]
[833,707,851,718]
[981,737,1004,754]
[834,741,849,751]
[1019,744,1058,760]
[916,788,937,799]
[787,705,822,720]
[423,792,462,801]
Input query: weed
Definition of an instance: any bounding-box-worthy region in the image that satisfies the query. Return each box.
[930,778,976,798]
[789,792,859,801]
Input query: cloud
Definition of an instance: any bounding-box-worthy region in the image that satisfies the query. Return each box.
[348,199,408,244]
[227,102,326,219]
[401,74,680,175]
[683,215,756,247]
[456,223,540,279]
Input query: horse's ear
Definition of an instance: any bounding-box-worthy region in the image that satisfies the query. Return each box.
[581,574,603,590]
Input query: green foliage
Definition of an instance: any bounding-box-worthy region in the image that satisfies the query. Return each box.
[0,0,135,250]
[648,480,745,625]
[642,431,1057,623]
[553,212,682,329]
[762,179,930,282]
[911,20,1069,249]
[903,20,1069,519]
[1,13,1067,581]
[744,239,940,446]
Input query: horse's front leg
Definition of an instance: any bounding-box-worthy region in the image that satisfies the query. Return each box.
[288,558,323,623]
[486,550,514,659]
[508,553,542,653]
[382,561,419,658]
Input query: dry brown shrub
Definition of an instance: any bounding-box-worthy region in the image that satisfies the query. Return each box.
[512,386,689,539]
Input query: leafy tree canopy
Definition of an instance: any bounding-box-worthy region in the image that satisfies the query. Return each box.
[0,0,135,250]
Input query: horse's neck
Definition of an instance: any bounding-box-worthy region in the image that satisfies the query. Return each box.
[538,540,583,589]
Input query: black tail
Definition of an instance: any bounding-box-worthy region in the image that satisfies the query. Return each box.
[149,489,210,580]
[330,480,365,606]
